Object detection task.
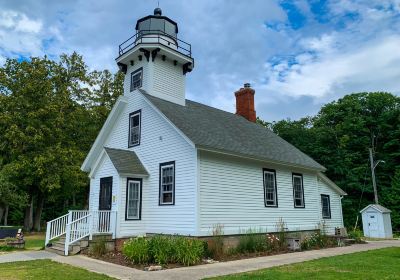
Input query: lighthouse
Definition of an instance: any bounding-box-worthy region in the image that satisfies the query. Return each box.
[116,8,194,106]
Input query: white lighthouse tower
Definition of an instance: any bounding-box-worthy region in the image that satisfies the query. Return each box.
[116,8,194,106]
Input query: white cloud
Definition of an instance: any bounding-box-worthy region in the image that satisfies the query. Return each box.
[0,11,42,33]
[0,0,399,121]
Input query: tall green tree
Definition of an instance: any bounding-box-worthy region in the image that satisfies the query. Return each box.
[0,53,123,231]
[265,92,400,230]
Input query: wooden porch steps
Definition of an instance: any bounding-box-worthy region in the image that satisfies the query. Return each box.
[45,235,89,256]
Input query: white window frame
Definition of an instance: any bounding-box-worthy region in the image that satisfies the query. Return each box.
[126,179,141,220]
[292,173,305,208]
[263,169,278,207]
[128,110,141,147]
[130,67,143,91]
[159,162,175,205]
[321,194,331,219]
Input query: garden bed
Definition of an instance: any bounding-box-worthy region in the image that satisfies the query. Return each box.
[84,231,347,271]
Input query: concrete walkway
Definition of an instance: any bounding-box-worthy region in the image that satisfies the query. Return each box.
[0,250,57,263]
[54,240,400,280]
[1,240,399,279]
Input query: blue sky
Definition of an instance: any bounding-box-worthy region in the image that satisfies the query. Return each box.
[1,0,400,121]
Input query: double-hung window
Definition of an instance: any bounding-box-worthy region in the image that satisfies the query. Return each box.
[128,110,141,147]
[126,178,142,220]
[321,194,331,219]
[292,173,305,208]
[263,169,278,207]
[159,161,175,205]
[130,67,143,91]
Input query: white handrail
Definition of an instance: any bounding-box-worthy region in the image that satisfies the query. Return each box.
[45,213,69,246]
[65,214,92,256]
[45,209,117,255]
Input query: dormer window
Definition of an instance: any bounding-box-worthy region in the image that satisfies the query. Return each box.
[128,110,141,147]
[130,68,143,91]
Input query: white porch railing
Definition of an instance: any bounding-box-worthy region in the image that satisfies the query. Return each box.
[45,210,117,255]
[65,214,92,255]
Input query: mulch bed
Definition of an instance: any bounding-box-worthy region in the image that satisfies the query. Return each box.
[84,251,185,270]
[84,249,293,270]
[84,242,349,271]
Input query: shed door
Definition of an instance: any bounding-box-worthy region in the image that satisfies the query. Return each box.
[367,212,378,235]
[99,177,113,210]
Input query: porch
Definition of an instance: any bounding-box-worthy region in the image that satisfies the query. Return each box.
[45,210,117,256]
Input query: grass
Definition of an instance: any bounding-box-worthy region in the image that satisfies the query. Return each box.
[24,233,45,250]
[0,259,116,280]
[0,233,45,253]
[206,247,400,280]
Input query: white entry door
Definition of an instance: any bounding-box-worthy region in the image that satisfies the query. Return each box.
[367,212,378,236]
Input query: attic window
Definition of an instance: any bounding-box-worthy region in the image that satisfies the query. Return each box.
[292,173,305,208]
[128,110,141,147]
[263,169,278,207]
[321,194,331,219]
[130,67,143,91]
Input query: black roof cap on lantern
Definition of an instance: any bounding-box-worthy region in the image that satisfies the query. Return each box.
[135,8,179,34]
[154,7,162,16]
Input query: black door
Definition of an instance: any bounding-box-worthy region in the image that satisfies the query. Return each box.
[99,177,112,210]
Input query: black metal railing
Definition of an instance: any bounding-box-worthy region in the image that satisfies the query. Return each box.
[118,30,192,57]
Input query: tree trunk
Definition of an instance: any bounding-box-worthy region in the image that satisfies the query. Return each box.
[0,206,4,225]
[72,194,76,207]
[3,205,8,226]
[24,197,34,231]
[33,195,44,232]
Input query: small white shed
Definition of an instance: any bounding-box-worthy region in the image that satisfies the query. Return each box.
[360,204,393,238]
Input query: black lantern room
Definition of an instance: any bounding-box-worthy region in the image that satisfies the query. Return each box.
[135,8,178,40]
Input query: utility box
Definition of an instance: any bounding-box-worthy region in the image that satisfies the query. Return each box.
[286,237,301,251]
[360,204,393,238]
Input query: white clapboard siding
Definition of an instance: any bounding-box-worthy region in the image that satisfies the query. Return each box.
[152,57,185,104]
[102,92,197,238]
[317,178,344,234]
[90,153,119,212]
[124,60,150,94]
[198,151,343,235]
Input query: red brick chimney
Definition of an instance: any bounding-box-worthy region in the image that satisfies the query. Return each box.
[235,83,256,122]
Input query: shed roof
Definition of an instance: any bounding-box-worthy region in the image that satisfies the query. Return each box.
[104,147,148,176]
[360,204,391,213]
[141,90,326,171]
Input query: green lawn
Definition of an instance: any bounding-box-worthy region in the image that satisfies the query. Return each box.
[0,233,45,252]
[0,259,115,280]
[206,247,400,280]
[24,233,46,250]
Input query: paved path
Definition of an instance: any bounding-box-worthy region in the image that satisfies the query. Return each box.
[54,240,400,280]
[0,250,57,263]
[1,240,399,279]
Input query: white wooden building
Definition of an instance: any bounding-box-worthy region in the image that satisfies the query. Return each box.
[45,8,347,255]
[360,204,393,238]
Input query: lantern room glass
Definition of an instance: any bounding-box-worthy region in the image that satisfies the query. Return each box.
[137,17,177,39]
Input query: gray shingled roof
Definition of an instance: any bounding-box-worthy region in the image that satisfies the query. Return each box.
[360,204,391,213]
[140,90,325,171]
[105,147,148,175]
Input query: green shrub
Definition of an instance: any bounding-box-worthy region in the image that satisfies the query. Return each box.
[174,236,205,266]
[149,235,173,265]
[122,235,206,266]
[301,231,331,250]
[265,233,281,252]
[276,218,287,250]
[207,224,224,260]
[237,228,266,253]
[348,229,364,243]
[89,237,107,257]
[122,237,150,264]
